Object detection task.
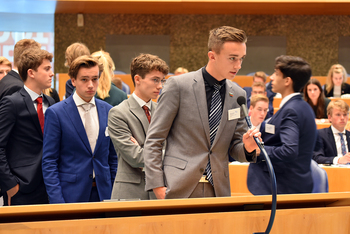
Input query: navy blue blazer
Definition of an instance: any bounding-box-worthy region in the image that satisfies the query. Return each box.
[313,127,350,164]
[42,95,118,203]
[247,94,317,195]
[0,88,55,193]
[0,70,23,101]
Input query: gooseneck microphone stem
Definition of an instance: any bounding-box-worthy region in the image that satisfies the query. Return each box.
[237,96,277,234]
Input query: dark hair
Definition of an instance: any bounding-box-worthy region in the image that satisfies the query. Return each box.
[68,55,103,79]
[130,53,169,86]
[303,78,326,118]
[18,47,53,82]
[275,55,312,92]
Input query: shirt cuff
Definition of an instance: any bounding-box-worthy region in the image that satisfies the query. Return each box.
[244,147,256,162]
[333,156,341,165]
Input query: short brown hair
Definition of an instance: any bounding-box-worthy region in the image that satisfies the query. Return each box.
[130,53,169,86]
[250,94,269,107]
[68,55,103,80]
[251,82,266,91]
[65,42,90,68]
[13,39,41,67]
[208,26,247,54]
[253,71,267,83]
[17,47,53,82]
[0,56,12,69]
[327,100,349,116]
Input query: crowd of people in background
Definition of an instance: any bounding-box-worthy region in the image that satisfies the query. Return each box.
[0,25,350,206]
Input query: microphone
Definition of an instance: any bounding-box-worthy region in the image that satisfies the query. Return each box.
[237,96,263,146]
[238,96,277,234]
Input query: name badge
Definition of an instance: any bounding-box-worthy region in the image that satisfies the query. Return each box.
[105,127,109,137]
[228,108,240,121]
[265,123,275,135]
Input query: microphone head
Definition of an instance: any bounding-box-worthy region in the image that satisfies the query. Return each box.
[237,96,246,106]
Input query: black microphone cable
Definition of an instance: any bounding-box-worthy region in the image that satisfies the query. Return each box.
[237,96,277,234]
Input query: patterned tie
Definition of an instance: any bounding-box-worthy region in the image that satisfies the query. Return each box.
[142,105,151,123]
[339,133,347,155]
[206,83,222,186]
[82,103,97,153]
[36,97,44,133]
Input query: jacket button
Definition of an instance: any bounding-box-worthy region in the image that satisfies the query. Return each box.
[209,150,212,154]
[200,168,204,173]
[89,174,93,179]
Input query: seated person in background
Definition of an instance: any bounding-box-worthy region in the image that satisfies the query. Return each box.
[0,56,12,80]
[324,64,350,97]
[247,82,274,119]
[313,100,350,165]
[91,50,127,106]
[64,42,91,99]
[174,67,189,76]
[249,94,269,130]
[108,53,169,200]
[111,76,123,90]
[42,55,118,203]
[303,78,330,123]
[244,71,275,104]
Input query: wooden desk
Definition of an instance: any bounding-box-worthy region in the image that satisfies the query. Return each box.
[229,163,350,195]
[1,193,350,234]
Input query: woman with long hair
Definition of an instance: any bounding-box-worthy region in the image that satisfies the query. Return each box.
[91,50,127,106]
[304,78,330,123]
[324,64,350,97]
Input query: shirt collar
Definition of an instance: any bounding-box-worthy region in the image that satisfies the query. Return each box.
[331,125,346,135]
[24,85,42,102]
[132,92,152,110]
[279,93,300,108]
[73,92,96,107]
[202,66,226,87]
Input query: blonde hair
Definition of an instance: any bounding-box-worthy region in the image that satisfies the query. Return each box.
[43,88,53,96]
[253,71,267,83]
[91,50,114,100]
[250,94,269,107]
[0,56,12,69]
[208,26,247,54]
[326,64,348,94]
[327,99,349,116]
[174,67,188,75]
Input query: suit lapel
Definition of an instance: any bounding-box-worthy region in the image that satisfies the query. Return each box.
[328,127,338,154]
[129,95,150,135]
[64,96,92,153]
[94,100,105,154]
[192,71,210,146]
[20,88,42,136]
[346,131,350,152]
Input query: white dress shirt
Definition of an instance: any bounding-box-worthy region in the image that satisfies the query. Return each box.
[132,92,152,115]
[331,125,348,165]
[24,85,49,113]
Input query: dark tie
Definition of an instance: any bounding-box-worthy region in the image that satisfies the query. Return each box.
[339,133,347,155]
[36,97,44,133]
[142,105,151,123]
[206,83,222,186]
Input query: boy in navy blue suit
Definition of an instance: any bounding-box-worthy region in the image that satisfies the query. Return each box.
[42,55,117,203]
[248,55,317,195]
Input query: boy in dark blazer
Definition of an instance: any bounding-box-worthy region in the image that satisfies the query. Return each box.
[42,55,117,203]
[313,100,350,165]
[0,47,55,205]
[248,55,317,195]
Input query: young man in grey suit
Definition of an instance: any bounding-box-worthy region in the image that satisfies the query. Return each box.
[108,54,169,200]
[143,26,260,199]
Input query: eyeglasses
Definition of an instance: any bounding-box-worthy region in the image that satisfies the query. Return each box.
[152,78,166,85]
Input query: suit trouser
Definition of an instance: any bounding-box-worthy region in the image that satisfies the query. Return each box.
[189,182,215,198]
[3,183,49,206]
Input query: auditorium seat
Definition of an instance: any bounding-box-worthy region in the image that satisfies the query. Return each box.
[310,159,329,193]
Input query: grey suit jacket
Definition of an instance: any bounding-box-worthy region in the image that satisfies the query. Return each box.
[144,68,256,199]
[108,95,157,198]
